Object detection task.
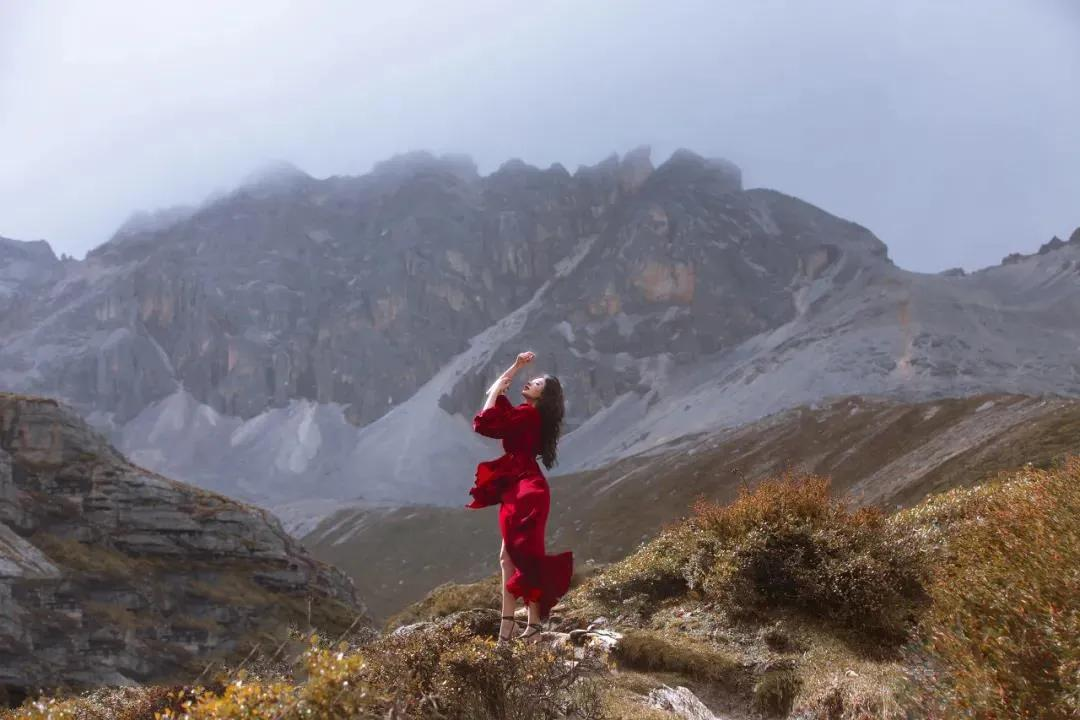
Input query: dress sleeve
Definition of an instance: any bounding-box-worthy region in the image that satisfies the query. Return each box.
[473,394,529,439]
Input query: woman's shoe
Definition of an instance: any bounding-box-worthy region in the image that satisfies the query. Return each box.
[498,615,524,642]
[519,622,543,643]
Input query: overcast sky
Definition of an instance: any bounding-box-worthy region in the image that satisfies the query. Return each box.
[1,0,1077,271]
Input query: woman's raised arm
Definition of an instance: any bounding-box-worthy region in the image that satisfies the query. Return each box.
[480,351,534,412]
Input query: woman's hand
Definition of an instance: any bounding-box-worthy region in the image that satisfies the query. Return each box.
[484,351,533,402]
[489,374,512,395]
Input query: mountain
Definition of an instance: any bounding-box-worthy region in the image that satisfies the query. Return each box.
[0,391,365,697]
[0,236,66,318]
[0,148,1077,515]
[302,392,1080,620]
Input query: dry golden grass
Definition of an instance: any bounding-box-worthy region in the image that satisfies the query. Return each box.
[183,628,601,720]
[688,473,927,646]
[789,627,910,719]
[577,520,694,610]
[384,574,502,630]
[753,666,800,717]
[31,534,142,579]
[610,629,739,684]
[581,460,1080,717]
[5,626,607,720]
[583,472,927,649]
[899,458,1080,718]
[0,686,196,720]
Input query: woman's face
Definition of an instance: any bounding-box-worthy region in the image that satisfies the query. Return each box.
[521,376,546,400]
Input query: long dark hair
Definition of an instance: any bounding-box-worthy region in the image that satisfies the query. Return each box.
[535,374,564,470]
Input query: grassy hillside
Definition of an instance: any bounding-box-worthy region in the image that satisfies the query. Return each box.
[565,460,1079,717]
[306,393,1080,620]
[10,458,1077,718]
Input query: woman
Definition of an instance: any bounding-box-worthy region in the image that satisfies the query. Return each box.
[467,350,573,643]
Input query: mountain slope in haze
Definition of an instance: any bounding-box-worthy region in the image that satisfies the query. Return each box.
[0,392,365,696]
[0,148,1077,513]
[303,393,1080,620]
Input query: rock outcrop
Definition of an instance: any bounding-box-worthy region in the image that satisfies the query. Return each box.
[0,392,365,696]
[648,686,727,720]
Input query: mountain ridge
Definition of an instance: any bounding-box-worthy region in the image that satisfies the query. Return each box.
[0,147,1077,515]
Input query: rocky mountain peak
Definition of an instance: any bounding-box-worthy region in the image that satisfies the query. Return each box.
[113,204,199,240]
[370,151,479,184]
[617,145,654,194]
[0,236,63,318]
[493,157,535,174]
[0,236,58,265]
[575,152,620,177]
[1001,228,1080,265]
[240,159,312,189]
[1,148,1077,513]
[1038,236,1066,255]
[647,148,743,194]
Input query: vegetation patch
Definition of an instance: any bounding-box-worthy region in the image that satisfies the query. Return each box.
[31,533,144,580]
[185,626,602,720]
[384,574,502,630]
[900,459,1080,718]
[4,625,606,720]
[753,665,800,717]
[0,686,194,720]
[583,472,928,649]
[610,629,739,685]
[581,521,694,610]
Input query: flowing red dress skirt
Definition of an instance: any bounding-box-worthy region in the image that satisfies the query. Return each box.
[467,394,573,620]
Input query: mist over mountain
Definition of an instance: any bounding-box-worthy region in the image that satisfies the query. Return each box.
[0,148,1077,523]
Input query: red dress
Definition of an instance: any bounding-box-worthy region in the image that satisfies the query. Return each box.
[467,394,573,619]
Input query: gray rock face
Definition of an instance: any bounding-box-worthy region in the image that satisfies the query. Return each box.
[2,150,604,430]
[0,392,365,693]
[648,685,727,720]
[0,148,1077,514]
[0,236,64,319]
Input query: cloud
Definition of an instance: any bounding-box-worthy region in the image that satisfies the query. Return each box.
[1,0,1077,271]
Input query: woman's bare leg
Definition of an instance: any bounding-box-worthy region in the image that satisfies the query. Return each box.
[498,541,518,641]
[522,600,542,643]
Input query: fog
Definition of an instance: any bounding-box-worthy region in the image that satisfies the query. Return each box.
[1,0,1077,271]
